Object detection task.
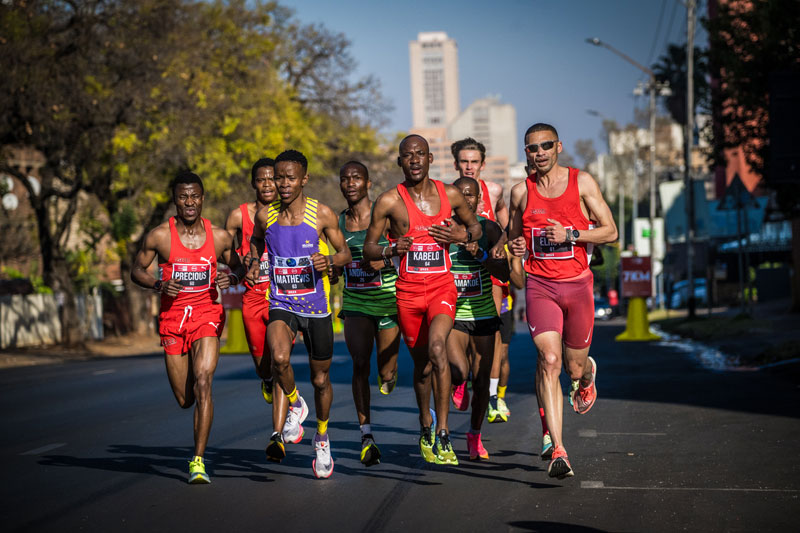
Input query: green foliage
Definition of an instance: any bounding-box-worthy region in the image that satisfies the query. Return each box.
[1,263,52,294]
[65,249,100,293]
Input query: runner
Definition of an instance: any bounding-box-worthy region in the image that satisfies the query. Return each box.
[449,138,509,411]
[224,158,288,450]
[487,250,525,424]
[446,176,508,460]
[334,161,401,467]
[508,123,617,479]
[364,134,482,466]
[248,150,351,479]
[131,171,246,484]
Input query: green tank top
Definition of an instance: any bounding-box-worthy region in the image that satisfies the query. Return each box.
[339,211,398,316]
[449,217,497,321]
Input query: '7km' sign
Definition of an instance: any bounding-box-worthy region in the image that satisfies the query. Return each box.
[621,256,652,298]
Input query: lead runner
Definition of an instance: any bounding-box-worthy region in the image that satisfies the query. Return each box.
[507,123,617,479]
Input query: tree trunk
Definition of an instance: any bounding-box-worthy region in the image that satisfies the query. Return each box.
[122,244,155,335]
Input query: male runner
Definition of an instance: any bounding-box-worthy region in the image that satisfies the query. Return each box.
[364,134,482,466]
[248,150,351,479]
[447,177,508,460]
[224,158,290,457]
[335,161,401,467]
[131,171,246,484]
[508,123,617,479]
[450,138,509,411]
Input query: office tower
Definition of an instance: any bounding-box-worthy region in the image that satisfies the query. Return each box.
[409,32,460,128]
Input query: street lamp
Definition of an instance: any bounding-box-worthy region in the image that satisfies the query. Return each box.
[586,37,670,306]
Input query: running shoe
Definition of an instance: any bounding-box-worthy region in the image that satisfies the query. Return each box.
[360,434,381,467]
[434,430,459,465]
[547,445,574,479]
[568,379,579,407]
[466,432,489,461]
[452,382,470,411]
[378,372,397,395]
[419,426,436,463]
[188,456,210,484]
[282,395,308,444]
[429,407,437,430]
[487,395,507,423]
[540,433,553,460]
[312,433,334,479]
[261,379,273,404]
[497,396,511,417]
[265,432,286,463]
[572,356,597,415]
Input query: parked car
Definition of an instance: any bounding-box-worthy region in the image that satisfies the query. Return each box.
[594,296,614,320]
[669,278,708,309]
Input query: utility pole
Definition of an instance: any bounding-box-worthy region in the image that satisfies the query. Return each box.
[685,0,696,317]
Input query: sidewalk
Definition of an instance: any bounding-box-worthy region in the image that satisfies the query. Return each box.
[650,297,800,368]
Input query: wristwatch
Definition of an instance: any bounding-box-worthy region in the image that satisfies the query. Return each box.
[153,280,163,292]
[569,229,580,243]
[465,229,473,243]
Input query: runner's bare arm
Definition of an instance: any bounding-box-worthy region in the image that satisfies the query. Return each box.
[131,225,180,295]
[577,171,618,244]
[224,206,244,251]
[215,227,245,289]
[506,181,527,257]
[363,192,400,261]
[486,181,509,229]
[509,255,525,289]
[314,203,352,272]
[247,207,268,284]
[483,220,510,282]
[428,185,483,244]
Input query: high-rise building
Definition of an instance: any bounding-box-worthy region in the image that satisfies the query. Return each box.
[409,32,460,129]
[448,96,518,164]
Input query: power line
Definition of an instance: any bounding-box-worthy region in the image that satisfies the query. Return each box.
[647,0,669,65]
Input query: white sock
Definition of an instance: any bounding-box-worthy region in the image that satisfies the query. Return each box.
[360,424,372,437]
[489,378,499,396]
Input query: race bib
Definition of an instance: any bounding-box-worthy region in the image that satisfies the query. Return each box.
[454,271,482,298]
[405,243,447,274]
[272,255,316,296]
[532,227,574,260]
[256,252,270,284]
[344,261,382,290]
[171,263,212,292]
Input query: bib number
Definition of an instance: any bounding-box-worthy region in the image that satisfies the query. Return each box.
[532,227,574,260]
[454,271,482,298]
[256,252,270,284]
[344,261,382,290]
[272,256,316,296]
[171,263,212,292]
[405,243,447,274]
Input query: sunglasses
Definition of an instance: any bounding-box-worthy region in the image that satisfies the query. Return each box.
[525,140,558,152]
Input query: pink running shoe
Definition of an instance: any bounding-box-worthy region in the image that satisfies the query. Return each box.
[466,432,489,461]
[452,382,470,411]
[572,356,597,415]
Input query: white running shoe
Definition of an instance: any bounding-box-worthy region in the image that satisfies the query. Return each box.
[282,395,308,444]
[312,433,334,479]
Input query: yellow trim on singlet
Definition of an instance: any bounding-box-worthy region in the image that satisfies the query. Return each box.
[319,238,331,314]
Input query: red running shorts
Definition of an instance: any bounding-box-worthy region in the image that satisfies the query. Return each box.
[159,303,225,356]
[525,270,594,349]
[396,279,457,349]
[242,287,270,358]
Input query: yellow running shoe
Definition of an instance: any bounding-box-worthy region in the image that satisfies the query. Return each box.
[487,395,507,423]
[378,372,397,395]
[360,434,381,466]
[497,397,510,417]
[188,456,210,484]
[419,426,436,463]
[433,430,459,465]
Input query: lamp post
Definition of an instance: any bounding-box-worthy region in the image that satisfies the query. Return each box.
[586,37,670,307]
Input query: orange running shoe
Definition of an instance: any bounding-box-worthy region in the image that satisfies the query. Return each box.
[547,445,574,479]
[466,432,489,461]
[452,382,470,411]
[572,356,597,415]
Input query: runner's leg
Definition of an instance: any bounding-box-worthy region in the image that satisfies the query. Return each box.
[428,313,454,433]
[164,352,194,408]
[344,316,377,426]
[188,335,221,458]
[376,325,401,389]
[469,333,495,430]
[533,331,565,450]
[446,328,470,387]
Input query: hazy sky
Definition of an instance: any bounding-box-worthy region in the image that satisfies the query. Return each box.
[286,0,705,163]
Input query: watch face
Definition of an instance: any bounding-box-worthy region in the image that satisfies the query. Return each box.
[572,229,580,239]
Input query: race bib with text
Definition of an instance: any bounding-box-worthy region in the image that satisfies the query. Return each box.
[532,227,574,260]
[171,263,212,292]
[344,261,382,290]
[273,255,316,296]
[454,271,482,298]
[405,243,447,274]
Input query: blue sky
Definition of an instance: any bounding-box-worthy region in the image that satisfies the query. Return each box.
[286,0,704,162]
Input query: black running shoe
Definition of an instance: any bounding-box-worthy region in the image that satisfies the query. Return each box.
[360,434,381,467]
[266,432,286,463]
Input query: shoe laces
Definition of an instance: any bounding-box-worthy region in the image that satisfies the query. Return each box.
[551,445,568,460]
[361,433,375,447]
[577,382,594,403]
[436,431,452,451]
[420,426,433,445]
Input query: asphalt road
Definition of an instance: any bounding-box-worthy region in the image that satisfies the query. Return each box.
[2,319,799,532]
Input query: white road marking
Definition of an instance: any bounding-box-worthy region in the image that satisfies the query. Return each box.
[582,481,799,493]
[92,369,116,376]
[21,443,66,455]
[579,429,666,438]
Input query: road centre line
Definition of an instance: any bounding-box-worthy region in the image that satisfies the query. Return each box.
[581,481,799,493]
[92,369,116,375]
[20,443,66,455]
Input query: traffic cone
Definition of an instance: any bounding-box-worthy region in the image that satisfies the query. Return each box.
[615,297,661,342]
[220,308,250,353]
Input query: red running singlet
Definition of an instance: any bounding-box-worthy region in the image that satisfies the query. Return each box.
[393,179,454,289]
[522,167,591,280]
[238,203,270,292]
[159,217,219,312]
[477,179,496,221]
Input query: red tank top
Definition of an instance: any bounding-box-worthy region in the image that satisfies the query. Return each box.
[159,217,219,311]
[238,203,270,291]
[394,179,453,288]
[477,179,496,221]
[522,167,591,279]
